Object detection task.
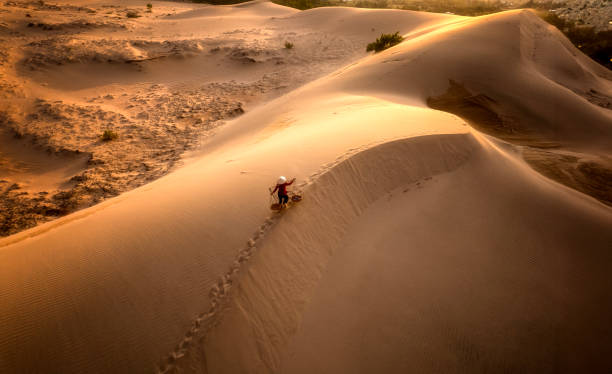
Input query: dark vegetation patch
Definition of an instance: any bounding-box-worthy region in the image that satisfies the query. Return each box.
[0,190,69,237]
[395,0,506,15]
[101,129,118,141]
[366,32,404,52]
[536,11,611,70]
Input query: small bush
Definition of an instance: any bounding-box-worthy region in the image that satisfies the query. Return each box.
[101,130,118,141]
[366,32,404,53]
[126,11,140,18]
[354,0,388,8]
[284,41,294,49]
[269,0,327,9]
[146,3,152,11]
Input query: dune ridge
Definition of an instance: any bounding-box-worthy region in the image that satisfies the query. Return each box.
[0,1,611,373]
[160,133,478,373]
[199,133,612,374]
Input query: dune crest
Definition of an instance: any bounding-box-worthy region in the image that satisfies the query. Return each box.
[0,1,611,374]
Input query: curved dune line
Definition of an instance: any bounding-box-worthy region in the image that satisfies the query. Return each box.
[162,133,478,373]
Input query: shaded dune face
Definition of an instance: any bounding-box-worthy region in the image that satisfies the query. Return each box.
[187,134,612,374]
[335,10,612,147]
[177,134,480,373]
[0,2,611,374]
[415,12,612,206]
[427,81,612,206]
[427,80,515,137]
[521,148,612,206]
[188,9,612,374]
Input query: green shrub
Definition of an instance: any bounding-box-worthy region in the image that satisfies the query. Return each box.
[284,41,294,49]
[270,0,327,10]
[366,32,404,53]
[146,3,152,11]
[101,130,118,141]
[354,0,389,8]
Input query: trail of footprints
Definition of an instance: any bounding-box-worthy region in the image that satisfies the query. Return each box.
[156,139,392,373]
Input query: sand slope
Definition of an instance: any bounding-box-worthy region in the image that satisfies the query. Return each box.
[1,2,611,374]
[5,0,430,234]
[204,134,612,374]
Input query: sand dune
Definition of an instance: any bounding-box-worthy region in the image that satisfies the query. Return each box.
[1,1,611,373]
[1,0,381,234]
[203,134,612,374]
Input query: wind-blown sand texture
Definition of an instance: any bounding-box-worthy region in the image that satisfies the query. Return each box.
[1,0,611,373]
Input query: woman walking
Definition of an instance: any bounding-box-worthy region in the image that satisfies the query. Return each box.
[271,176,295,209]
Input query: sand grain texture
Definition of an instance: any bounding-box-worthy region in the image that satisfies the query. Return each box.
[0,1,611,374]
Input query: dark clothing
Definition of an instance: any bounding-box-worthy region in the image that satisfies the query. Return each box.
[272,180,294,205]
[279,194,289,205]
[272,180,294,195]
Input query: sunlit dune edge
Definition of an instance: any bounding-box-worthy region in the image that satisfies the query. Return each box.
[0,1,611,373]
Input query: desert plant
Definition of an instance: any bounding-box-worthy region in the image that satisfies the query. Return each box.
[146,3,152,11]
[270,0,327,9]
[354,0,388,9]
[284,41,294,49]
[126,11,140,18]
[366,32,404,53]
[101,130,118,141]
